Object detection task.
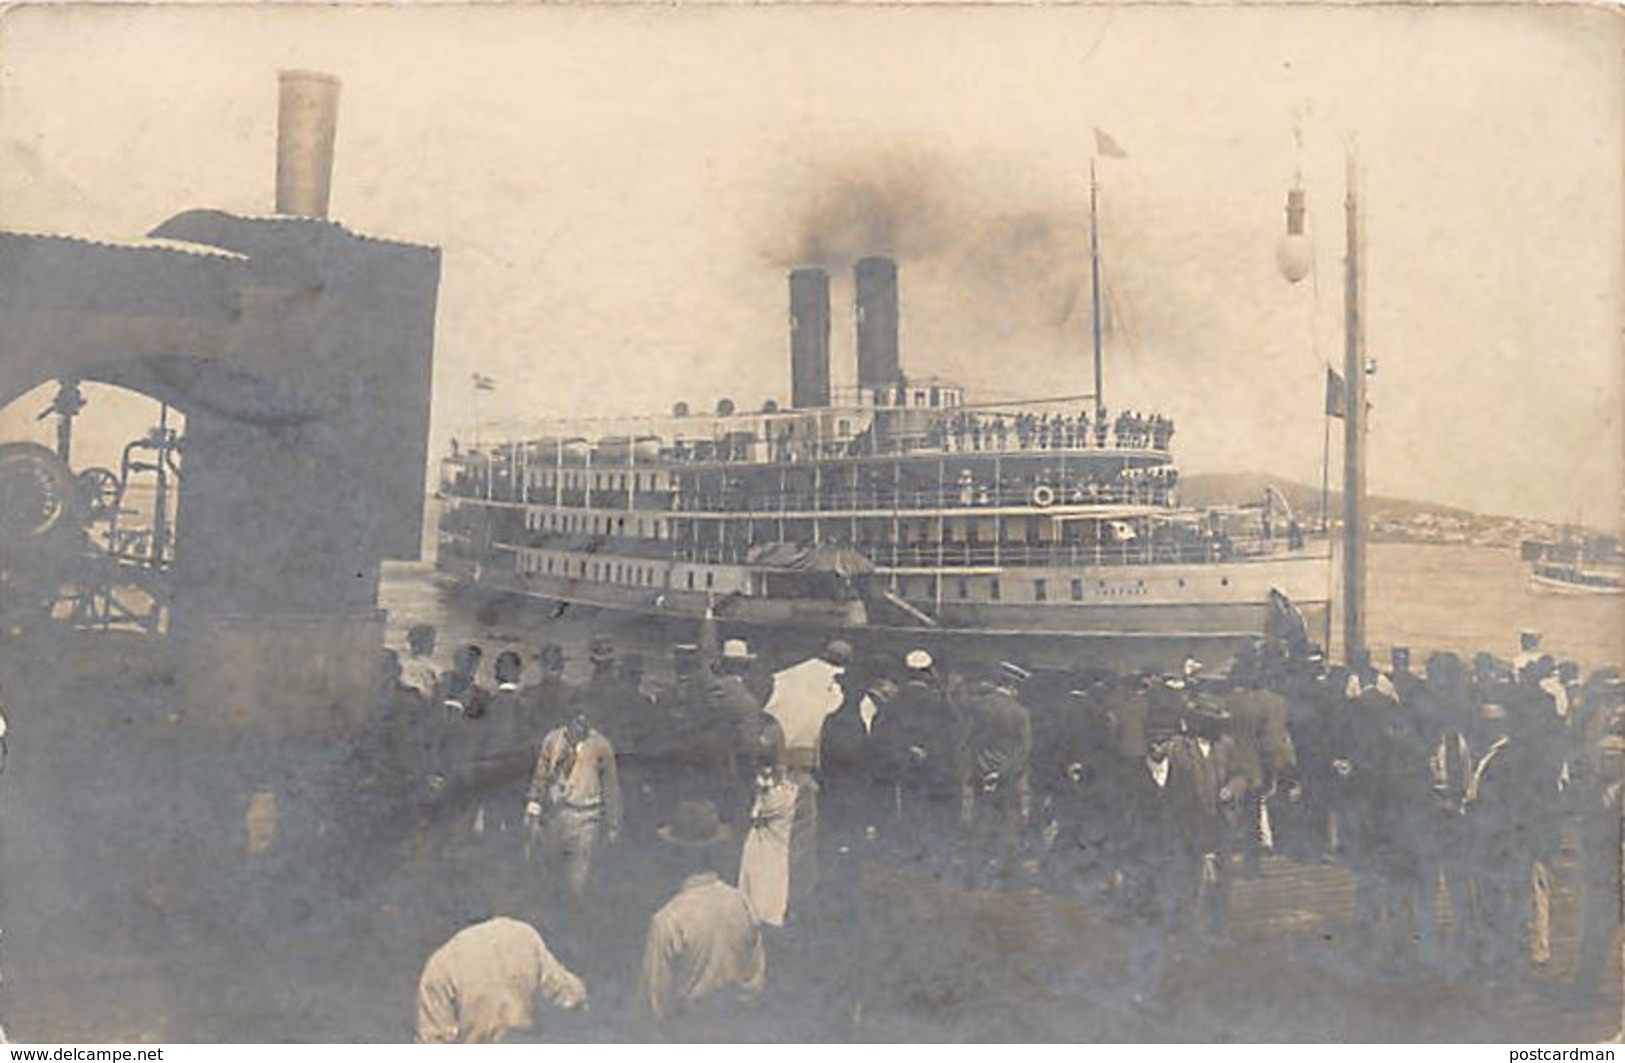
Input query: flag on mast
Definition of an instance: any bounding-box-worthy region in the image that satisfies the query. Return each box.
[1094,128,1129,159]
[1325,366,1346,419]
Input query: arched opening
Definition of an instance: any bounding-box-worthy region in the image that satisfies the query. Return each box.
[0,381,186,636]
[0,357,327,640]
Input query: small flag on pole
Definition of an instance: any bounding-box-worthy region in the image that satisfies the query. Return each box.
[1324,366,1345,419]
[472,373,497,392]
[1094,128,1129,159]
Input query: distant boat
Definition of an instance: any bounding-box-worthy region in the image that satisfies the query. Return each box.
[1523,532,1625,596]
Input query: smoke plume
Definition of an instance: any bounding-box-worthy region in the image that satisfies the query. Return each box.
[760,149,1098,338]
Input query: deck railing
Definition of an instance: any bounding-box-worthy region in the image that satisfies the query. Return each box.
[445,477,1180,513]
[665,483,1177,514]
[446,409,1177,472]
[671,534,1315,569]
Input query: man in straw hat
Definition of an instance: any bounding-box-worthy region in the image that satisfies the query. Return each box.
[638,800,767,1037]
[871,647,957,869]
[707,638,765,725]
[710,637,768,710]
[704,636,782,826]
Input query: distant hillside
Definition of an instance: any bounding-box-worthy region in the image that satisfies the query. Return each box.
[1178,471,1559,548]
[1182,471,1475,521]
[1178,472,1325,517]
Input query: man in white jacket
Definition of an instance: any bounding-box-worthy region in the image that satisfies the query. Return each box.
[764,640,851,775]
[760,640,851,905]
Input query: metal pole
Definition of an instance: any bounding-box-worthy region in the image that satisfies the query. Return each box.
[1320,407,1331,533]
[55,387,74,464]
[1341,146,1366,664]
[152,405,171,569]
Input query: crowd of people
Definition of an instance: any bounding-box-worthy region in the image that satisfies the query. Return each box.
[917,408,1174,457]
[357,619,1625,1041]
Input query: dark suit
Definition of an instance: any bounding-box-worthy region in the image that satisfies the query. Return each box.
[818,697,880,852]
[1190,729,1251,935]
[1223,686,1293,871]
[520,675,573,754]
[1115,738,1212,995]
[1573,749,1623,993]
[871,677,959,868]
[702,673,766,823]
[960,684,1033,888]
[1466,730,1540,972]
[583,673,650,755]
[1045,693,1120,896]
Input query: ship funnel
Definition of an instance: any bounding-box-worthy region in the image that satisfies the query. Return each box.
[854,256,900,391]
[275,70,342,218]
[789,267,832,408]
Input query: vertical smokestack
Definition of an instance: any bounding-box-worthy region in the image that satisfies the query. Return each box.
[276,70,342,218]
[789,267,831,408]
[854,256,900,391]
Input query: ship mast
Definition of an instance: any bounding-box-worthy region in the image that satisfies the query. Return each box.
[1089,157,1106,433]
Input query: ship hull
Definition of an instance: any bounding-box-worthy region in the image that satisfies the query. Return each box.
[435,548,1331,672]
[1528,571,1625,596]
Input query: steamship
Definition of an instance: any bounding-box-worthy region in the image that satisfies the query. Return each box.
[434,255,1332,670]
[1522,534,1625,596]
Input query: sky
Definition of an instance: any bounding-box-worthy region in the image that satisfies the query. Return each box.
[0,3,1620,528]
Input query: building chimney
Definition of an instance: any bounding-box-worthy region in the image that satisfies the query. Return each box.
[854,256,900,391]
[789,267,831,408]
[275,70,342,218]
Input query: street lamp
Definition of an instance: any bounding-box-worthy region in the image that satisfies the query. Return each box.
[1277,148,1366,665]
[1276,186,1313,284]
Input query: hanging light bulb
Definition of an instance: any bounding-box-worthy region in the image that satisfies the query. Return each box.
[1276,185,1313,284]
